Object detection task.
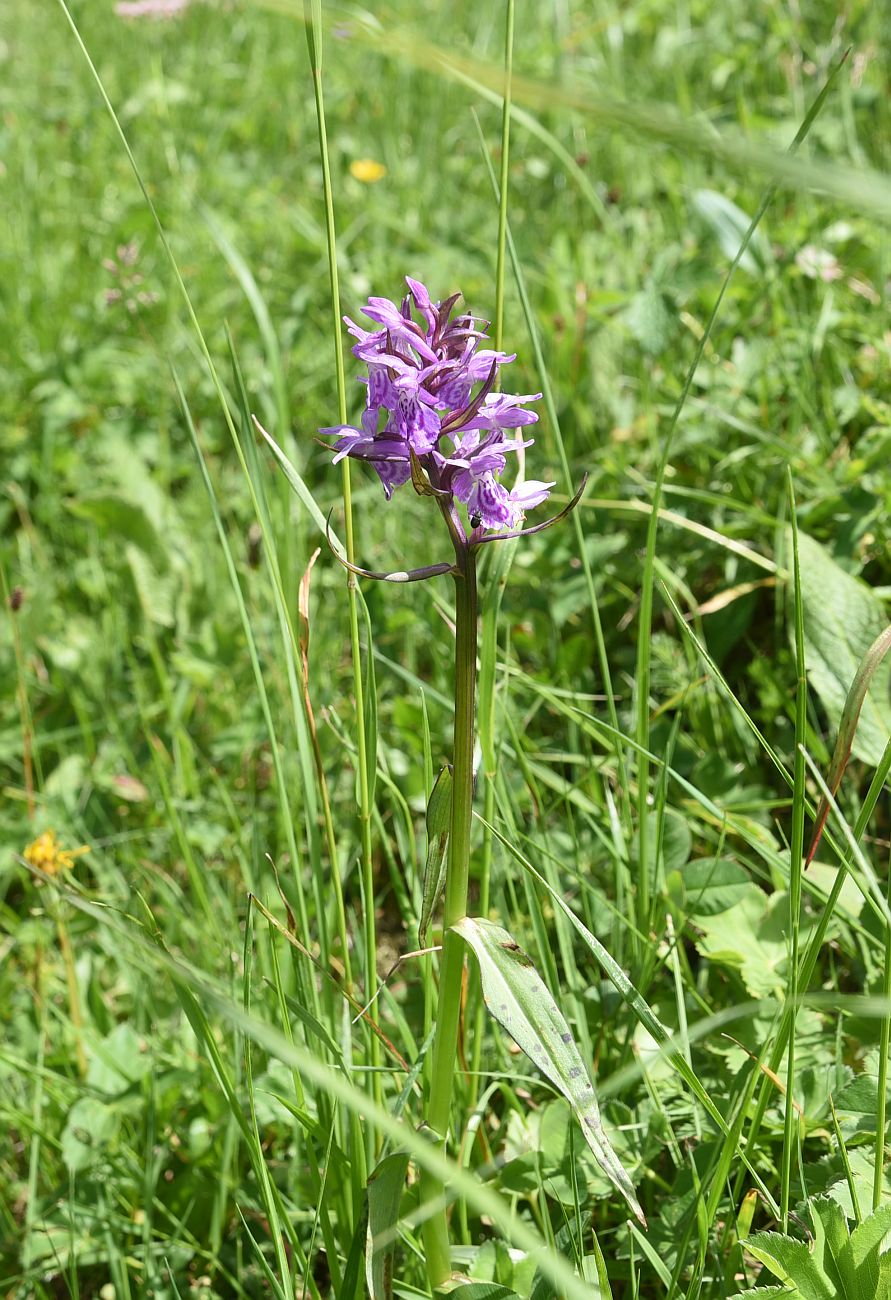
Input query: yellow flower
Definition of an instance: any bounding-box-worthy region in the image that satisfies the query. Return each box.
[349,158,386,184]
[24,830,90,877]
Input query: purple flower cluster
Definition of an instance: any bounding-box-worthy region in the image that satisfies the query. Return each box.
[322,278,552,532]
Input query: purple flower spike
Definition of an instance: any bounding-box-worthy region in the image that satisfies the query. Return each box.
[323,279,551,535]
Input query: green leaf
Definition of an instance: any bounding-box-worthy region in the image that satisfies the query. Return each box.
[455,916,645,1226]
[419,765,452,946]
[745,1232,835,1299]
[342,1191,370,1300]
[627,1220,672,1287]
[805,623,891,864]
[68,491,168,566]
[694,888,803,997]
[86,1023,152,1092]
[125,542,175,628]
[61,1098,120,1171]
[849,1202,891,1275]
[877,1250,891,1300]
[481,816,775,1207]
[794,531,891,767]
[672,856,751,916]
[366,1151,410,1300]
[625,282,675,354]
[692,189,771,274]
[583,1230,613,1299]
[810,1195,853,1293]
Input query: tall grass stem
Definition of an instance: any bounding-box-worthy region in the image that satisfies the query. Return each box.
[303,0,381,1131]
[780,475,806,1227]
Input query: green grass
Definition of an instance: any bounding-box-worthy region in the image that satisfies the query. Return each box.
[2,0,891,1296]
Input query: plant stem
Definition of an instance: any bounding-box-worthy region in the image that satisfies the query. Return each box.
[422,542,478,1288]
[781,476,806,1229]
[304,0,380,1170]
[875,847,891,1211]
[469,0,515,1125]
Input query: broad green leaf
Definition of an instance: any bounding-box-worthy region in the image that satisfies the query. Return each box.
[692,189,771,273]
[61,1098,120,1171]
[810,1196,853,1294]
[419,765,452,945]
[794,532,891,766]
[68,491,168,566]
[852,1250,880,1300]
[634,809,692,878]
[455,916,645,1226]
[366,1151,409,1300]
[671,857,751,916]
[877,1250,891,1300]
[835,1071,887,1116]
[694,888,805,998]
[848,1201,891,1274]
[86,1023,152,1092]
[745,1232,834,1299]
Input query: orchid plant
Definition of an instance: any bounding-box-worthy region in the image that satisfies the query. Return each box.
[319,277,639,1291]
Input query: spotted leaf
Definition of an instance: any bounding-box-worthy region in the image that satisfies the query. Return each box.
[455,916,645,1226]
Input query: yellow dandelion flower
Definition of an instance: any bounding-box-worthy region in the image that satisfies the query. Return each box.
[350,158,386,184]
[24,830,90,878]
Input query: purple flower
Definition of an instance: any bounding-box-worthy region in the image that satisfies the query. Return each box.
[322,278,552,534]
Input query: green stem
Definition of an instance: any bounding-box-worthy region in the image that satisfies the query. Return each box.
[469,0,515,1127]
[422,543,479,1288]
[875,849,891,1211]
[781,476,806,1228]
[304,1,380,1168]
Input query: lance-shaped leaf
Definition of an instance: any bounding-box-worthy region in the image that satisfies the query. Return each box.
[366,1151,410,1300]
[806,624,891,866]
[454,916,645,1226]
[794,531,891,767]
[418,765,452,946]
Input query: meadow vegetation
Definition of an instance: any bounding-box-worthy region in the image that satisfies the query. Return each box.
[2,1,891,1296]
